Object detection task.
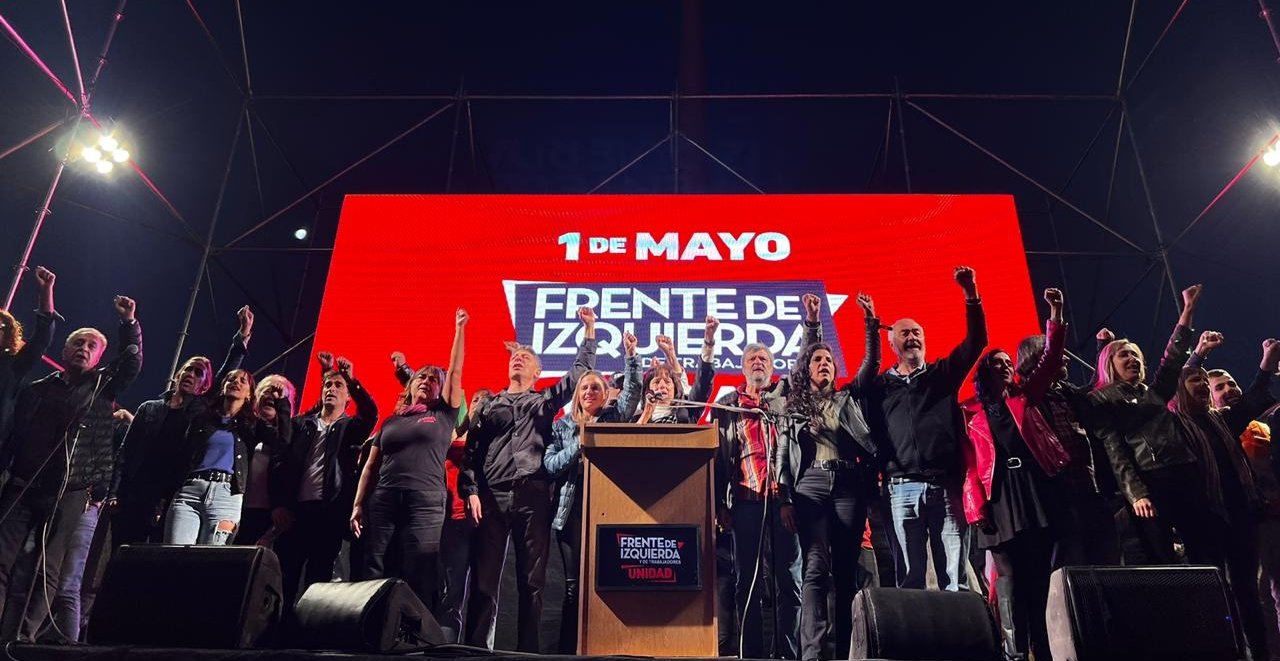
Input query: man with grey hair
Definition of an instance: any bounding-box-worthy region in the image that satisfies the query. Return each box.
[710,338,803,658]
[0,294,142,641]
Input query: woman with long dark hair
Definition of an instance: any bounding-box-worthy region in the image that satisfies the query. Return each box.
[775,292,879,661]
[961,288,1071,661]
[166,366,290,545]
[635,323,716,424]
[1167,341,1279,661]
[544,331,641,653]
[350,308,467,606]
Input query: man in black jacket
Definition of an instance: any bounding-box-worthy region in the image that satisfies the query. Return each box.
[870,267,985,591]
[0,295,142,641]
[270,353,376,612]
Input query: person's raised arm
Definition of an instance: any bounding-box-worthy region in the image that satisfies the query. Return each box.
[542,306,598,410]
[943,266,987,390]
[614,331,643,420]
[1153,285,1200,400]
[443,309,467,410]
[391,351,413,387]
[102,295,143,398]
[214,307,254,388]
[688,316,718,405]
[801,292,823,346]
[341,358,378,440]
[1187,330,1224,370]
[846,292,881,395]
[1023,288,1068,403]
[13,266,57,379]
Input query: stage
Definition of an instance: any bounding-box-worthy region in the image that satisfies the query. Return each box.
[1,644,843,661]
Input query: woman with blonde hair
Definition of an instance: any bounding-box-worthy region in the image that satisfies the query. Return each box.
[1087,284,1216,565]
[544,330,641,653]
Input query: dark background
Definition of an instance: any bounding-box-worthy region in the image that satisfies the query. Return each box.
[3,2,1280,649]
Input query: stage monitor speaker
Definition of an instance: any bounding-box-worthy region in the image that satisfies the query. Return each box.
[850,587,1000,661]
[1047,565,1241,661]
[291,578,445,652]
[87,544,283,648]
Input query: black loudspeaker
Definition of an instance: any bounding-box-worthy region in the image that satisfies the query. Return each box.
[1047,565,1241,661]
[850,587,1000,661]
[88,544,283,648]
[292,579,445,652]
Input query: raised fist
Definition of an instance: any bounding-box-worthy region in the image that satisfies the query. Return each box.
[577,306,596,326]
[1182,284,1203,308]
[33,266,55,289]
[114,295,137,321]
[1262,338,1280,372]
[336,356,353,375]
[1043,288,1064,307]
[656,335,674,355]
[456,308,469,327]
[704,315,719,341]
[317,351,335,371]
[802,293,822,322]
[623,331,638,356]
[237,306,254,335]
[954,266,977,291]
[1196,331,1224,355]
[1096,328,1115,343]
[856,292,875,318]
[390,351,407,367]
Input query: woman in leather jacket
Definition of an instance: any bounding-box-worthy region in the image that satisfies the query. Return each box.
[775,292,879,661]
[1086,284,1215,565]
[961,288,1068,661]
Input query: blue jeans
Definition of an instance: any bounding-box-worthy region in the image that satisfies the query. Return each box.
[887,478,968,591]
[164,478,243,545]
[51,500,102,642]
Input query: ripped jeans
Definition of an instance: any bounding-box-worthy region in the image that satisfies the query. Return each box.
[164,478,243,545]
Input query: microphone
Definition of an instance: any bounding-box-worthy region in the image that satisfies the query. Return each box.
[97,344,140,376]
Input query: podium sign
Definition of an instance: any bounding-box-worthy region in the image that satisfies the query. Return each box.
[577,423,718,656]
[595,524,702,592]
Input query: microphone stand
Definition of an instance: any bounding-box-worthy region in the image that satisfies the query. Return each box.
[670,397,790,658]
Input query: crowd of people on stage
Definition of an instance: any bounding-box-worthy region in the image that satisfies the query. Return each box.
[0,263,1278,661]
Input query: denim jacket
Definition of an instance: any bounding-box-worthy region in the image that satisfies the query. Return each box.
[544,354,643,531]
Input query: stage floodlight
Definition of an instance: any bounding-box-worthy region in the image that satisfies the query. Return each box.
[82,146,103,163]
[294,227,309,240]
[95,160,114,174]
[98,135,119,151]
[112,149,130,163]
[1264,146,1280,167]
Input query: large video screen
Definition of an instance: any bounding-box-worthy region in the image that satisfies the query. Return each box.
[304,195,1040,415]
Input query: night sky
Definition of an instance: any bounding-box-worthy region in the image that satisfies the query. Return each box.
[3,1,1279,409]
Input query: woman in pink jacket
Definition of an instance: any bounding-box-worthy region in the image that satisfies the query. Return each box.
[961,288,1071,661]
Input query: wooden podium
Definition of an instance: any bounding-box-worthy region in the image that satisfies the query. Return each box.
[576,423,719,656]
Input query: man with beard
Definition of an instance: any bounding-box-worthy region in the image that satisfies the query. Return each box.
[112,307,253,548]
[710,342,803,659]
[870,266,986,591]
[0,295,143,642]
[270,353,377,613]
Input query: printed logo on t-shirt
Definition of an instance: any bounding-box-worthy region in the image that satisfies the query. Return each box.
[417,415,438,424]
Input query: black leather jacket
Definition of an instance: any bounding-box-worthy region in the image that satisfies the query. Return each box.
[1086,323,1197,504]
[774,317,881,504]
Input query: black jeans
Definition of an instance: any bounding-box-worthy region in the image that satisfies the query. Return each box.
[792,468,868,661]
[275,501,348,612]
[715,528,738,656]
[0,483,90,641]
[362,487,447,609]
[733,496,801,659]
[1122,465,1222,566]
[554,489,582,654]
[1053,490,1121,567]
[1224,517,1269,661]
[990,528,1056,660]
[464,479,551,653]
[111,489,169,548]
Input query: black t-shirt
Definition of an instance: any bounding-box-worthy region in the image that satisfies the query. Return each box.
[372,403,459,493]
